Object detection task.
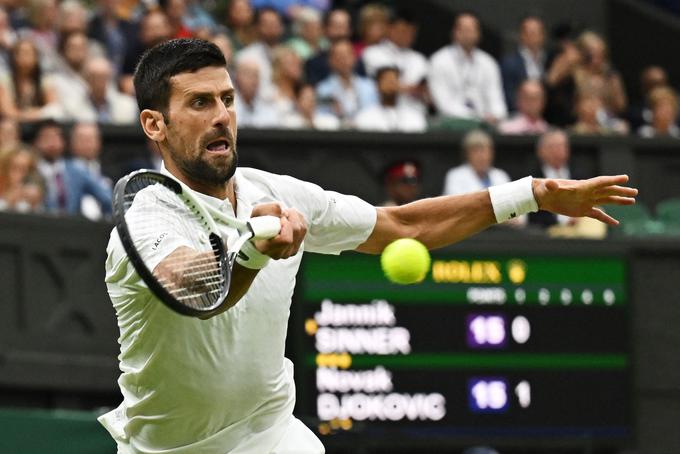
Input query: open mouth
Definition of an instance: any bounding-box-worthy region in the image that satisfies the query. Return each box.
[206,139,230,154]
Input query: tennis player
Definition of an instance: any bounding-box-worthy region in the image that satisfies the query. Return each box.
[99,39,637,454]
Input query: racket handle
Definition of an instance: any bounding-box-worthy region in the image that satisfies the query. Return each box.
[248,215,281,239]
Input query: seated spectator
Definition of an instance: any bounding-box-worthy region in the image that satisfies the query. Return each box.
[543,23,580,126]
[53,31,90,112]
[498,80,549,135]
[269,45,303,117]
[501,15,546,112]
[236,7,285,98]
[18,0,60,73]
[210,31,234,69]
[354,66,426,132]
[316,39,378,124]
[0,146,44,212]
[59,0,90,36]
[159,0,193,39]
[282,83,339,130]
[120,10,172,95]
[573,31,627,117]
[234,57,279,128]
[354,3,389,57]
[61,56,137,124]
[287,7,326,61]
[33,119,111,215]
[70,121,111,219]
[87,0,139,75]
[428,12,507,123]
[0,38,62,122]
[629,66,670,130]
[224,0,256,52]
[570,92,627,135]
[638,86,680,138]
[362,9,428,113]
[442,129,511,195]
[0,117,21,152]
[381,159,421,206]
[184,0,217,35]
[304,8,352,85]
[528,129,580,228]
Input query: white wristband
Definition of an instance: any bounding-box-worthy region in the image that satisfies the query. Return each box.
[487,176,539,223]
[235,240,271,270]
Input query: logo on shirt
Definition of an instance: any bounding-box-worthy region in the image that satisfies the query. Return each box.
[152,232,168,251]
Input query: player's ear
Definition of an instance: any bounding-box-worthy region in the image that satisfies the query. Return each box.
[140,109,167,142]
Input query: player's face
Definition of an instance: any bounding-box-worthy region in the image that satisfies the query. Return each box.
[163,65,238,186]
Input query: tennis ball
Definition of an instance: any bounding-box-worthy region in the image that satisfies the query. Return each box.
[380,238,431,285]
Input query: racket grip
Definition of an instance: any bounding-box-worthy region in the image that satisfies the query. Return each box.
[248,215,281,239]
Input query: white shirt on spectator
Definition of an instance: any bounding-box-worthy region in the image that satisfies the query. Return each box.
[362,40,428,112]
[59,84,138,124]
[442,163,510,195]
[354,99,426,132]
[638,124,680,138]
[282,111,340,130]
[236,43,275,99]
[428,44,507,120]
[235,93,280,128]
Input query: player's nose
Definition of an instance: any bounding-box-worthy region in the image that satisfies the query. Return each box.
[213,98,231,127]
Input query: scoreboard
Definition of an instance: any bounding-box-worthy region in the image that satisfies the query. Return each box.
[293,249,631,447]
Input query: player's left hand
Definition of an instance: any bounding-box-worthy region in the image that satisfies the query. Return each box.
[533,175,638,226]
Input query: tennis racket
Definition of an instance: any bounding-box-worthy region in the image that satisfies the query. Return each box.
[112,169,281,317]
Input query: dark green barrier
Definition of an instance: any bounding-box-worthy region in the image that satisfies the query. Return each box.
[0,408,115,453]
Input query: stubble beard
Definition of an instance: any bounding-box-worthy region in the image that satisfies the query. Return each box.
[167,128,239,187]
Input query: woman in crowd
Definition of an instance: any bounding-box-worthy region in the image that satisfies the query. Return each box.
[270,45,304,117]
[0,147,44,212]
[638,86,680,138]
[225,0,257,51]
[0,38,60,122]
[353,3,389,57]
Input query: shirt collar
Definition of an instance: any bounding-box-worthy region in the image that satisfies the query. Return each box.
[160,162,271,218]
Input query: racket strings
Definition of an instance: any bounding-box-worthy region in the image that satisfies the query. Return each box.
[124,179,227,309]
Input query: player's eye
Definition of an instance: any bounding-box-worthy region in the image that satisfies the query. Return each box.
[192,97,208,108]
[222,95,234,107]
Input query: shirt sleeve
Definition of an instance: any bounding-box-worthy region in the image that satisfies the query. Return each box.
[254,172,377,255]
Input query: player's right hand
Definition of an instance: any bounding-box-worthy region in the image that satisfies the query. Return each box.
[251,203,307,260]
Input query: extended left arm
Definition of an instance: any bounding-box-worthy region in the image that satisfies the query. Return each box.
[356,175,637,255]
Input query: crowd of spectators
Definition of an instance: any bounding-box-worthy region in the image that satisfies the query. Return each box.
[0,0,677,223]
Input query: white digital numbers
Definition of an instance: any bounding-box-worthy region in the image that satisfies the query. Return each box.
[468,378,532,413]
[515,380,531,408]
[510,316,531,344]
[467,315,506,347]
[467,315,531,348]
[469,379,508,412]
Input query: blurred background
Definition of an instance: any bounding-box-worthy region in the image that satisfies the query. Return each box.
[1,0,680,453]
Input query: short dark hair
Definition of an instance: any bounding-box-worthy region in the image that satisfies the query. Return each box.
[133,38,226,114]
[254,7,281,25]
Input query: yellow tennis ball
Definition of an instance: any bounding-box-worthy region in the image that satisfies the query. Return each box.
[380,238,431,285]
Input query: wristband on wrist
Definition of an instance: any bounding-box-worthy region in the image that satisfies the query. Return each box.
[487,176,539,223]
[235,240,271,270]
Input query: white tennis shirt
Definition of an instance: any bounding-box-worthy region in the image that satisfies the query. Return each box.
[99,167,377,453]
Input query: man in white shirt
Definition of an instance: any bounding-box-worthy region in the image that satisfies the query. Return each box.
[236,8,285,98]
[428,12,507,123]
[362,9,428,113]
[99,38,637,454]
[442,129,511,195]
[355,66,426,132]
[233,57,279,128]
